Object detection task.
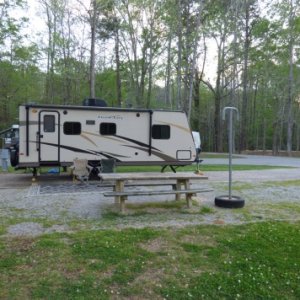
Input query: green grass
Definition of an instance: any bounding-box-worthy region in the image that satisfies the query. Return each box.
[264,179,300,187]
[200,153,241,159]
[126,199,187,210]
[2,161,286,173]
[264,202,300,214]
[116,164,292,173]
[100,199,202,219]
[199,206,214,214]
[0,221,299,299]
[0,166,66,174]
[4,164,275,173]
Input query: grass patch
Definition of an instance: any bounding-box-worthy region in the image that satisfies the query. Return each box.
[213,179,300,194]
[199,206,214,214]
[0,166,68,174]
[159,222,300,299]
[263,179,300,187]
[200,153,242,159]
[116,164,292,173]
[102,200,201,217]
[264,202,300,214]
[101,210,125,221]
[0,222,299,299]
[1,162,293,174]
[126,200,188,210]
[0,166,23,173]
[229,182,256,191]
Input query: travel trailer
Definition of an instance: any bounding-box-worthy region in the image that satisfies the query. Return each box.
[10,101,197,173]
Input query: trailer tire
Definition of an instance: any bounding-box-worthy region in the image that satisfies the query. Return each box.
[214,195,245,209]
[10,149,19,167]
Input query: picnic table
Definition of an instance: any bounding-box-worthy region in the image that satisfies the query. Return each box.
[100,172,211,213]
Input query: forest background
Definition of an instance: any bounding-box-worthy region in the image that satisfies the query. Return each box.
[1,0,300,153]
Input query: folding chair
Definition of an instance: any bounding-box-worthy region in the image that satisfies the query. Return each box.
[70,158,93,183]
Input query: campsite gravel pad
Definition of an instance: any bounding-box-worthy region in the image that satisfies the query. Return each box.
[26,182,111,196]
[25,182,171,196]
[2,166,300,237]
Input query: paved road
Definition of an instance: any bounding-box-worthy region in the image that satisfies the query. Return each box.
[199,154,300,182]
[201,153,300,167]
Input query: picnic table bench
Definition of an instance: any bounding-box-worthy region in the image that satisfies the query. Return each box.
[100,172,211,213]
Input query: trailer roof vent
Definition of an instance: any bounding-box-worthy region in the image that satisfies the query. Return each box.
[82,98,107,107]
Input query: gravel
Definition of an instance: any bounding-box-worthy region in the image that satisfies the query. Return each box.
[1,166,300,237]
[206,168,300,182]
[6,222,71,237]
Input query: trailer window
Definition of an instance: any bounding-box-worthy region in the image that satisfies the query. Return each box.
[152,125,170,139]
[64,122,81,135]
[44,115,55,132]
[100,123,116,135]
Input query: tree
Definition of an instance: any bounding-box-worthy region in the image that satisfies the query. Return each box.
[95,3,123,106]
[89,0,98,98]
[265,0,300,154]
[0,0,30,129]
[0,0,26,49]
[117,0,163,107]
[200,0,233,151]
[41,0,60,103]
[239,0,259,152]
[285,0,300,154]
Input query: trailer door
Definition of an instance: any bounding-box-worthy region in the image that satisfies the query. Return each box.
[39,111,60,163]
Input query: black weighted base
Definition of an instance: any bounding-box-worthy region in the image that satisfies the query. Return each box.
[215,195,245,209]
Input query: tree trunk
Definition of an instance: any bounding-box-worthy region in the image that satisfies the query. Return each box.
[187,1,204,122]
[89,0,97,99]
[192,36,207,131]
[286,0,295,155]
[176,0,182,109]
[193,69,200,129]
[286,39,294,154]
[165,33,172,107]
[272,120,280,155]
[139,44,148,106]
[115,27,122,107]
[215,36,225,152]
[146,18,154,108]
[44,2,53,103]
[240,2,250,152]
[214,89,222,152]
[201,33,225,152]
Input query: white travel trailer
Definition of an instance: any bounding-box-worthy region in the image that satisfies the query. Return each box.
[11,102,197,173]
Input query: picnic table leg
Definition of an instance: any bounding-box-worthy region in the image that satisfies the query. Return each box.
[185,180,191,207]
[179,179,191,207]
[115,180,124,204]
[186,193,192,208]
[176,179,191,202]
[175,179,183,201]
[120,196,127,213]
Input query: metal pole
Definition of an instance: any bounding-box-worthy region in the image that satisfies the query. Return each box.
[228,109,233,199]
[222,107,239,200]
[215,107,244,209]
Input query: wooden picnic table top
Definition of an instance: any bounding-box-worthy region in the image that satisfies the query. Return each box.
[99,172,208,181]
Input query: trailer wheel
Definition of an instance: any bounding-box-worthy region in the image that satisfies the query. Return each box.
[10,149,19,167]
[214,195,245,209]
